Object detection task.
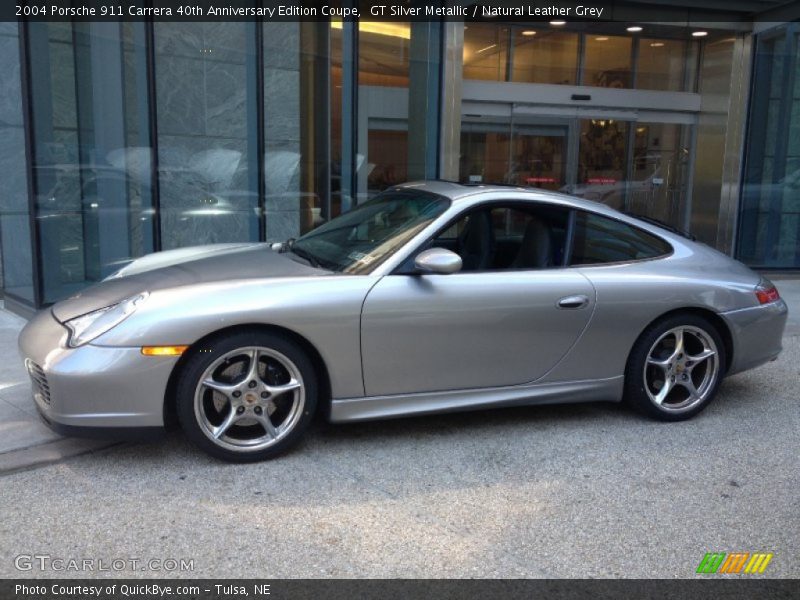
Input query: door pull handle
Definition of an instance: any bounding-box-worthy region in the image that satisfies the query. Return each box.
[557,295,590,309]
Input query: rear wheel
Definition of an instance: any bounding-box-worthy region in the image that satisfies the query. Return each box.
[176,331,317,461]
[624,314,725,421]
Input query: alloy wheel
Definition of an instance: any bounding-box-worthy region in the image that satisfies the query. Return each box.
[193,346,305,452]
[643,326,719,413]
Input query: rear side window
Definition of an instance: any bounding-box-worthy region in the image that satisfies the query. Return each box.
[570,211,672,266]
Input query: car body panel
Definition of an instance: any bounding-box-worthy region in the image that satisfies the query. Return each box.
[329,376,624,423]
[720,300,787,374]
[17,180,788,437]
[19,309,175,427]
[51,243,322,322]
[361,269,595,395]
[90,276,376,400]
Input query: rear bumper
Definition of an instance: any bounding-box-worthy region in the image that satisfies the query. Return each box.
[721,299,788,375]
[18,309,177,433]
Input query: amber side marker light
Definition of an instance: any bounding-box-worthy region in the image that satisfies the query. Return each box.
[141,346,189,356]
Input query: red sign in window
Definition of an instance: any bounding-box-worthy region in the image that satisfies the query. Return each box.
[525,177,557,184]
[586,178,617,185]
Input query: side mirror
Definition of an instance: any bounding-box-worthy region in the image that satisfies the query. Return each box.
[414,248,462,275]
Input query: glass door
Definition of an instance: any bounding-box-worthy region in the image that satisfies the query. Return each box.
[509,118,569,191]
[459,114,569,191]
[458,105,693,230]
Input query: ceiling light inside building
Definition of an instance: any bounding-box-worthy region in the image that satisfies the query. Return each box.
[627,26,643,32]
[650,42,665,47]
[692,31,708,37]
[550,20,566,26]
[330,21,411,40]
[595,37,609,41]
[521,30,537,36]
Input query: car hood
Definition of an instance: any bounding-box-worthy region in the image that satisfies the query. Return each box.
[51,243,324,322]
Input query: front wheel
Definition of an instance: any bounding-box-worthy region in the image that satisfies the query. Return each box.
[176,331,318,462]
[624,314,725,421]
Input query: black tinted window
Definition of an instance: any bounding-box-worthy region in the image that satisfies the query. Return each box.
[428,203,569,272]
[570,212,671,265]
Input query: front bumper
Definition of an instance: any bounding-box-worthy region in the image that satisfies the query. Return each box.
[18,308,178,434]
[721,299,788,375]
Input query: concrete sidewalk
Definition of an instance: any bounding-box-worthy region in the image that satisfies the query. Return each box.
[2,276,799,474]
[0,302,114,473]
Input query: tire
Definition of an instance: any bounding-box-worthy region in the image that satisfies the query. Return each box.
[624,314,726,422]
[176,331,318,462]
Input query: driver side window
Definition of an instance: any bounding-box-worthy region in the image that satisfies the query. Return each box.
[431,204,569,272]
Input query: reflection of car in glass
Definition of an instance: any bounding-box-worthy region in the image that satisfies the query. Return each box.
[19,181,787,462]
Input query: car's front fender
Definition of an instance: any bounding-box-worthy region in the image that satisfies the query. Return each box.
[92,276,377,399]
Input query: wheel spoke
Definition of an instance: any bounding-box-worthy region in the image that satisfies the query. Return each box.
[202,378,238,396]
[212,409,240,439]
[647,356,671,368]
[244,349,261,383]
[266,379,301,397]
[678,377,700,400]
[654,378,674,405]
[687,348,715,364]
[254,413,278,438]
[672,328,685,360]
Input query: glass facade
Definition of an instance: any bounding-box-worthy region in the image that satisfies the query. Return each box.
[0,19,798,312]
[0,23,34,303]
[738,24,800,267]
[583,35,632,88]
[510,29,578,85]
[464,23,698,92]
[0,20,441,309]
[458,24,702,231]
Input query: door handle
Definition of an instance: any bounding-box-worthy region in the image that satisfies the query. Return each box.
[557,295,590,309]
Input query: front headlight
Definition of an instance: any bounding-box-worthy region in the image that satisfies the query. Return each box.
[66,292,149,347]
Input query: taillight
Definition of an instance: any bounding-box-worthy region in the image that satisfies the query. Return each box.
[755,279,781,305]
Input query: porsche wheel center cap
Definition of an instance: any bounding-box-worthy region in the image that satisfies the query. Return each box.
[244,392,258,405]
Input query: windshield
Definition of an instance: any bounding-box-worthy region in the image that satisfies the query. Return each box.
[289,190,450,273]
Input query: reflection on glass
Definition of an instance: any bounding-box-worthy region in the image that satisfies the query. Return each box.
[509,125,567,190]
[739,29,800,267]
[459,122,512,184]
[357,21,410,201]
[27,22,155,303]
[582,35,632,88]
[459,119,567,191]
[291,190,449,273]
[330,21,345,218]
[154,21,258,250]
[463,23,508,81]
[638,39,697,92]
[630,123,690,228]
[0,23,34,302]
[338,20,439,211]
[510,29,578,85]
[573,119,629,208]
[263,22,322,242]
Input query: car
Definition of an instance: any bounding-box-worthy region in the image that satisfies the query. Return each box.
[19,181,788,462]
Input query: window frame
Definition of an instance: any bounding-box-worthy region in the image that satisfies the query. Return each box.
[393,199,572,274]
[393,200,674,275]
[567,209,674,268]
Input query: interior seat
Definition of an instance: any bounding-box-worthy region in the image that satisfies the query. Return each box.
[458,212,494,271]
[511,217,552,268]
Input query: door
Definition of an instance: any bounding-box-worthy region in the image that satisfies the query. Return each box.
[360,203,596,397]
[459,115,570,191]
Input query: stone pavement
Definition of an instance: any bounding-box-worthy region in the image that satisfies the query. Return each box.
[1,276,799,475]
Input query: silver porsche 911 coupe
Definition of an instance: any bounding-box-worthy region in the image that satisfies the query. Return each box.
[19,181,787,461]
